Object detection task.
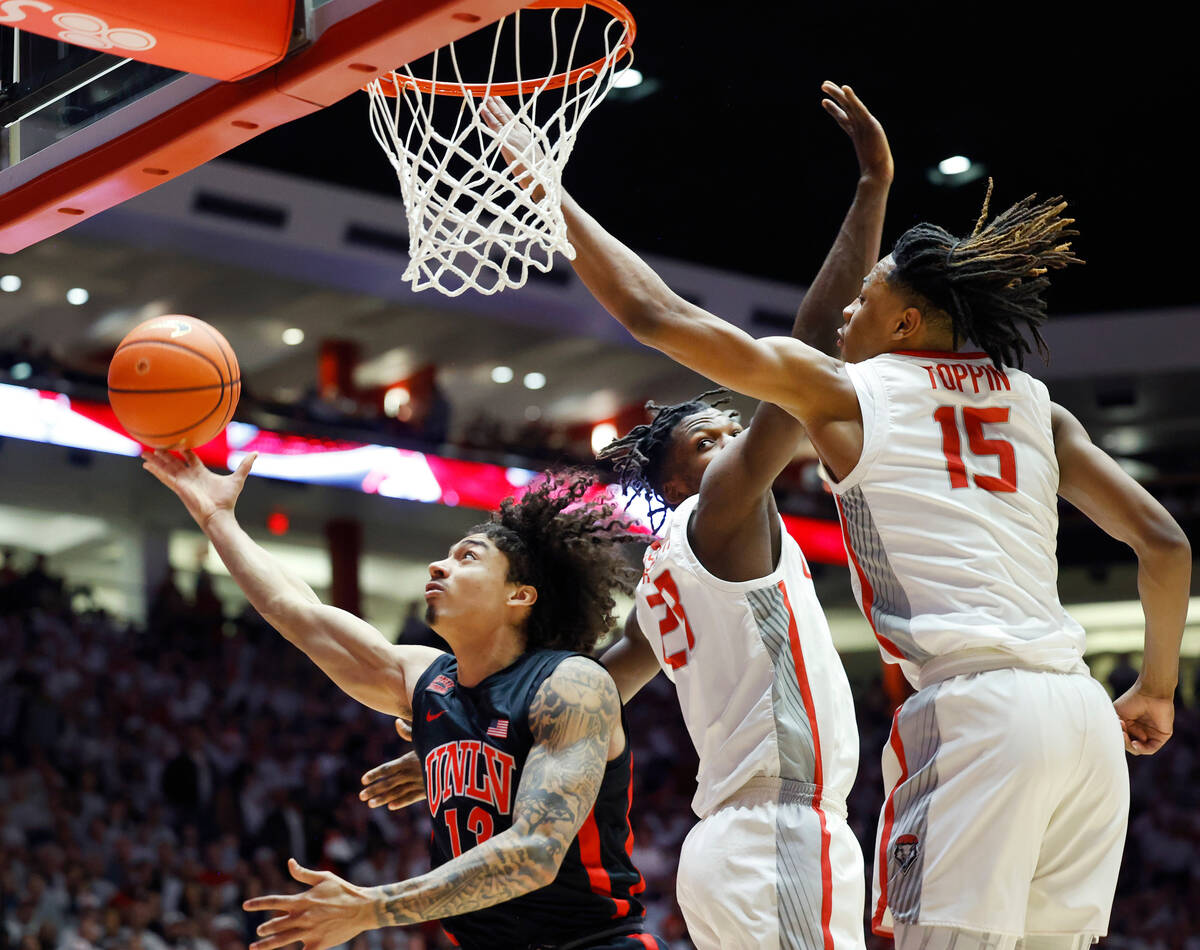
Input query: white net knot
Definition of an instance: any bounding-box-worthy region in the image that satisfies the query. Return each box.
[366,3,633,297]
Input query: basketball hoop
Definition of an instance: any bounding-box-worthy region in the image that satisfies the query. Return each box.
[365,0,636,296]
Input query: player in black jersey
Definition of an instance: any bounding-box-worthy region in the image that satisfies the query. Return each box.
[140,452,665,950]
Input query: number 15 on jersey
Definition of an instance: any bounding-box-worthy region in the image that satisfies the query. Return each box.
[934,405,1018,493]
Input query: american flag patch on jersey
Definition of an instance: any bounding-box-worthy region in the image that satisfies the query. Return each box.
[486,718,509,739]
[427,675,454,695]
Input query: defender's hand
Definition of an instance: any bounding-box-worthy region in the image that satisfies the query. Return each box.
[141,449,257,531]
[481,97,547,200]
[820,81,893,185]
[1113,680,1174,755]
[244,859,374,950]
[360,719,425,811]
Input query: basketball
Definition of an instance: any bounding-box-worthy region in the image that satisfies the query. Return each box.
[107,315,241,449]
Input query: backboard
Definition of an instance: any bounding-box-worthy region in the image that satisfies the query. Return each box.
[0,0,528,253]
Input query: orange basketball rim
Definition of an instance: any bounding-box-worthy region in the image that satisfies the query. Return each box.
[370,0,636,99]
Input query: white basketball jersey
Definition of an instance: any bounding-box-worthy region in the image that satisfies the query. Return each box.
[635,494,859,817]
[829,350,1087,687]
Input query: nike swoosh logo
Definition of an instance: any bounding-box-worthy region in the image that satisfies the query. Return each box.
[426,710,446,722]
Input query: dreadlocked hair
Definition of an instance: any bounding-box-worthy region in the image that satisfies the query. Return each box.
[594,389,738,532]
[889,179,1082,368]
[471,469,641,654]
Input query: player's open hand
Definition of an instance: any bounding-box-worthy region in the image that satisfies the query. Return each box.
[1113,680,1175,755]
[360,719,426,811]
[141,449,256,531]
[820,81,893,185]
[481,97,547,200]
[243,858,374,950]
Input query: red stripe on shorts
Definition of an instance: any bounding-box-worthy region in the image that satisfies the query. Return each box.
[872,709,909,937]
[777,581,835,950]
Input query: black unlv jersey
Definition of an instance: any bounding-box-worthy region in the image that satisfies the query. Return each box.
[411,650,647,949]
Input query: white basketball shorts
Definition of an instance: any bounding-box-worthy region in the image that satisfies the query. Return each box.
[871,667,1128,939]
[676,776,866,950]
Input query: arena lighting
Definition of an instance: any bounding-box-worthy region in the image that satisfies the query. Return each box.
[1102,427,1147,456]
[937,155,972,175]
[0,383,852,564]
[281,328,305,346]
[266,511,290,536]
[491,365,514,384]
[0,275,20,292]
[591,421,619,455]
[383,385,412,419]
[612,66,643,89]
[928,155,986,187]
[66,287,89,305]
[523,371,546,390]
[10,363,32,381]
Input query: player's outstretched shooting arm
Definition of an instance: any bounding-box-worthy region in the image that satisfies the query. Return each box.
[558,196,854,431]
[141,450,441,719]
[591,82,893,692]
[692,82,892,540]
[480,96,860,436]
[243,658,622,950]
[1051,406,1192,755]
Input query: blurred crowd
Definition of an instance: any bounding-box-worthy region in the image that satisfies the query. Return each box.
[2,554,1199,950]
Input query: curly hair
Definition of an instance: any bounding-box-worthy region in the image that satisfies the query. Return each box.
[470,470,641,654]
[889,179,1082,368]
[594,389,738,531]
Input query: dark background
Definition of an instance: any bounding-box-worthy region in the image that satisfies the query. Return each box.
[229,0,1196,316]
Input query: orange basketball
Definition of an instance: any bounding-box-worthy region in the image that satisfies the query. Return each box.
[107,315,241,449]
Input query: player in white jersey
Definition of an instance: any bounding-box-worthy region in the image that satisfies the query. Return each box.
[608,448,864,950]
[362,83,892,949]
[587,83,892,950]
[550,153,1192,950]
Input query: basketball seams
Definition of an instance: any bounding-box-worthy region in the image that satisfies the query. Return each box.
[118,398,228,439]
[112,387,227,440]
[108,383,233,394]
[110,339,241,390]
[192,320,240,439]
[112,338,223,376]
[215,380,241,433]
[192,320,238,382]
[108,318,241,446]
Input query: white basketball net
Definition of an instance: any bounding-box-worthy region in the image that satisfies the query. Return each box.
[366,4,632,297]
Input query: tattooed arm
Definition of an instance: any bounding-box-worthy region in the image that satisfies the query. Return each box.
[242,657,621,950]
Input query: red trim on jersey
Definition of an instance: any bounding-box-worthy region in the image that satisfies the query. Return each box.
[776,581,824,786]
[871,710,909,937]
[834,496,905,660]
[441,927,461,946]
[577,807,631,918]
[631,937,658,949]
[892,349,989,359]
[776,581,835,950]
